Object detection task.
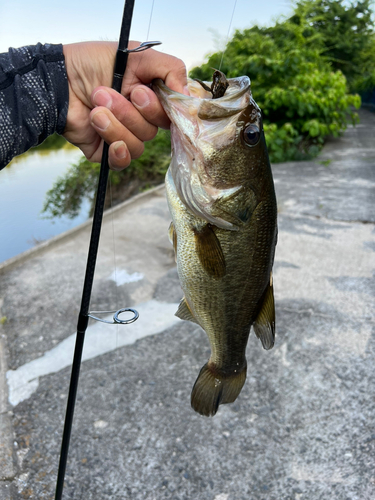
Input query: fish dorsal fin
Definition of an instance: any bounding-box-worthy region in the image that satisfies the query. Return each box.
[168,221,177,260]
[253,274,275,350]
[176,297,199,325]
[193,224,226,278]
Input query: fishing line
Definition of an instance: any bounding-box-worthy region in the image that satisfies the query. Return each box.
[109,178,118,291]
[107,0,157,453]
[146,0,156,41]
[54,1,160,497]
[106,0,157,345]
[108,0,156,318]
[125,0,157,95]
[219,0,238,71]
[108,172,121,410]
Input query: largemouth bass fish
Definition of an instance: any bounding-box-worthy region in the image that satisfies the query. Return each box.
[153,73,277,417]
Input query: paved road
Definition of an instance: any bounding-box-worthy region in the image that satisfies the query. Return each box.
[0,109,374,500]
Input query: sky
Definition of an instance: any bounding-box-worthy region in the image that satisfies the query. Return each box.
[0,0,293,71]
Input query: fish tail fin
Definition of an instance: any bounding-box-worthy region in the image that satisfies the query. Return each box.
[191,362,247,417]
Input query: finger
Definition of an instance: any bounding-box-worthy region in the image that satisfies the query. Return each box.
[130,85,171,129]
[108,141,131,171]
[87,139,131,171]
[124,48,188,94]
[92,87,158,141]
[164,62,189,95]
[90,107,145,160]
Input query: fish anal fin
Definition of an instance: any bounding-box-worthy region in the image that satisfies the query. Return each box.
[193,224,226,278]
[168,221,177,260]
[191,362,247,417]
[253,279,275,350]
[175,297,199,325]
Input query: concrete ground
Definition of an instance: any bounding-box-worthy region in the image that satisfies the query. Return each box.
[0,109,374,500]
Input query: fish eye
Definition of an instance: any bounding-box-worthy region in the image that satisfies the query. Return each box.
[243,124,260,147]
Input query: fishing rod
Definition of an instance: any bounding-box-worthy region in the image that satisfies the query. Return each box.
[54,1,160,497]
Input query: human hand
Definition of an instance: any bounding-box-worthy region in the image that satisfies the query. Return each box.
[62,41,187,170]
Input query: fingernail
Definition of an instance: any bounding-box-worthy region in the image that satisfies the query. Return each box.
[131,88,150,108]
[114,141,127,159]
[92,89,113,109]
[91,111,110,131]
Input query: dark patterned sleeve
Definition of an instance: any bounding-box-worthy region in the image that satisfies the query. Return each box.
[0,43,69,170]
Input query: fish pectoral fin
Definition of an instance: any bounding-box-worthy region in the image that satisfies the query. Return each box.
[210,189,244,227]
[210,186,258,226]
[175,297,200,325]
[253,279,275,350]
[168,221,177,261]
[193,224,226,278]
[209,206,242,227]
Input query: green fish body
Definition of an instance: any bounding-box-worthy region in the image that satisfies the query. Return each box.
[153,76,277,416]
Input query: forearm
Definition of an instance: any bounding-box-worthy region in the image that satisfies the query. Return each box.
[0,43,69,169]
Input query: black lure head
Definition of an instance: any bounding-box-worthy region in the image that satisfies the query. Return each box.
[194,69,229,99]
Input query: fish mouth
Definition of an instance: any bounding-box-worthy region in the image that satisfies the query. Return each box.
[152,76,250,99]
[153,76,259,230]
[152,77,251,120]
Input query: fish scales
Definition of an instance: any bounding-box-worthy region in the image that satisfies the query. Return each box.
[153,74,277,417]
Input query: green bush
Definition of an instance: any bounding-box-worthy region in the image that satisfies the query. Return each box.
[290,0,375,93]
[189,6,362,163]
[42,129,171,219]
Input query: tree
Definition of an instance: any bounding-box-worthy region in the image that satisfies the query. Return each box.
[42,130,171,219]
[189,7,361,162]
[290,0,375,91]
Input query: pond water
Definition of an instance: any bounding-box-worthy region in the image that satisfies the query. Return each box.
[0,148,91,263]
